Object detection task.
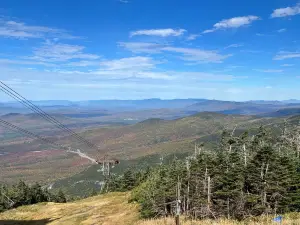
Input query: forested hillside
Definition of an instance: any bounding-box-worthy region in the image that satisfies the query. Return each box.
[106,123,300,220]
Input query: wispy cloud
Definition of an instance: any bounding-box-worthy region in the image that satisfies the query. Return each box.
[163,46,231,63]
[99,56,157,70]
[277,28,287,33]
[186,34,200,41]
[224,43,243,49]
[281,64,294,67]
[254,69,283,73]
[130,28,186,37]
[120,42,231,63]
[86,56,172,80]
[30,41,100,62]
[203,15,260,34]
[271,3,300,18]
[119,0,129,3]
[0,19,79,39]
[119,42,164,53]
[273,51,300,60]
[0,58,55,67]
[66,61,100,67]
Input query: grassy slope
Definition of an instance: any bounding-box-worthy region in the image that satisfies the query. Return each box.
[0,192,139,225]
[1,192,300,225]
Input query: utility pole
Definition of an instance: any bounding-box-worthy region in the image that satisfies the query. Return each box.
[175,177,181,225]
[186,159,190,214]
[95,155,120,193]
[97,155,119,177]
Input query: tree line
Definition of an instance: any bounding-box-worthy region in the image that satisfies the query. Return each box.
[106,124,300,220]
[0,180,67,212]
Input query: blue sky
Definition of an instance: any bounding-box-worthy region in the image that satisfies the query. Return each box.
[0,0,300,101]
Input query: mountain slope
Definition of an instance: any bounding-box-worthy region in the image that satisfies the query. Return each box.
[262,108,300,117]
[0,112,279,184]
[0,192,139,225]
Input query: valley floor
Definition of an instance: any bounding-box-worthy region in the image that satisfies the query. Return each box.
[0,192,300,225]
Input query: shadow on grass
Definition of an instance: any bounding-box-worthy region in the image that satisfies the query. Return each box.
[0,218,56,225]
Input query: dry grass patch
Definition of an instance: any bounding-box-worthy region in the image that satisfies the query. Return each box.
[0,192,139,225]
[137,214,300,225]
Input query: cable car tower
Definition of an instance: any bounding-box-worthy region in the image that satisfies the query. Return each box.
[96,155,120,177]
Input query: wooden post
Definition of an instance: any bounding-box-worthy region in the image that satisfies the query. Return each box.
[243,143,247,167]
[175,177,181,225]
[175,215,180,225]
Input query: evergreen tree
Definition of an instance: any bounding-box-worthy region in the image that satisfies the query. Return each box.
[55,189,67,203]
[122,169,136,191]
[30,183,47,204]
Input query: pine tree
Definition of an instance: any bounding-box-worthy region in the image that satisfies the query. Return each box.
[30,183,47,204]
[55,189,67,203]
[213,151,245,219]
[122,169,137,191]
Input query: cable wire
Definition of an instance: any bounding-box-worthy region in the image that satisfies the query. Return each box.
[0,81,98,150]
[0,118,66,150]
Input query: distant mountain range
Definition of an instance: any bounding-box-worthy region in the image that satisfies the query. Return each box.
[1,99,300,117]
[262,108,300,117]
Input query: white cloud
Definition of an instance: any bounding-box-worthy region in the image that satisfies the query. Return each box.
[0,19,78,39]
[254,69,283,73]
[224,43,243,49]
[120,42,231,63]
[271,3,300,18]
[186,34,200,41]
[134,72,173,80]
[66,61,100,67]
[281,64,294,67]
[202,29,215,34]
[118,42,164,53]
[203,16,260,33]
[171,72,240,81]
[163,46,231,63]
[0,58,55,67]
[87,70,241,81]
[273,51,300,60]
[277,28,287,33]
[265,86,272,89]
[120,0,129,3]
[30,41,100,62]
[99,56,156,70]
[130,28,186,37]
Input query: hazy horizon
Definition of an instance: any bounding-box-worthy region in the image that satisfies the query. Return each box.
[1,98,300,104]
